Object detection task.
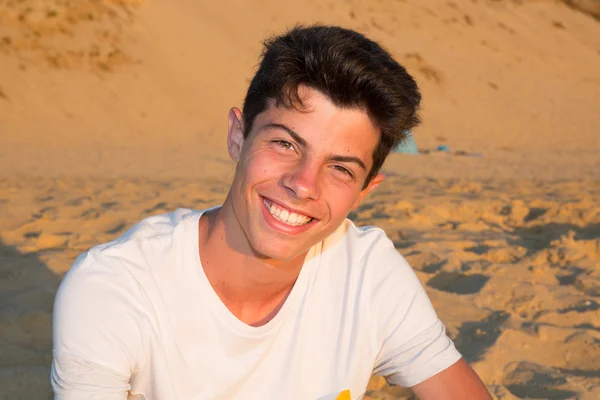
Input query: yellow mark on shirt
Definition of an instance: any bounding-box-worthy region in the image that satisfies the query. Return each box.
[336,389,351,400]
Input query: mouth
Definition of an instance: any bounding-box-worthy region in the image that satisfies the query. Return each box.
[262,197,314,227]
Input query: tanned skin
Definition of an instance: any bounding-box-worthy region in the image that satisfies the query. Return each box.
[199,86,491,399]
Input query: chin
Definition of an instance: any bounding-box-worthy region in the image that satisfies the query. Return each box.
[250,239,308,262]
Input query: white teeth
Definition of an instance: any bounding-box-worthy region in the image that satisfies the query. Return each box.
[263,199,312,226]
[280,209,289,220]
[288,213,298,224]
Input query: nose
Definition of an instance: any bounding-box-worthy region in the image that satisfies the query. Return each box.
[281,158,321,200]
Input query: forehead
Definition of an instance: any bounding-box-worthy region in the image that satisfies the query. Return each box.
[253,88,380,161]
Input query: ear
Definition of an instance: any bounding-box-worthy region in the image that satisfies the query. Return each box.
[351,173,385,209]
[227,107,245,162]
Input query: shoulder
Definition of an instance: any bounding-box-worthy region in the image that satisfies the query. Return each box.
[318,219,425,313]
[52,208,210,384]
[56,207,206,328]
[323,218,393,256]
[58,207,205,311]
[95,207,201,250]
[74,208,201,275]
[324,219,416,281]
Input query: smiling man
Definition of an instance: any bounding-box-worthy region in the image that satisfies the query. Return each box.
[51,25,491,399]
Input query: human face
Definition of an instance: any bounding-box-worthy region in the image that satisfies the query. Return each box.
[225,86,384,262]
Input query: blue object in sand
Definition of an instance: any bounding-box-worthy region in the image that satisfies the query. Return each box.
[436,144,451,152]
[393,132,419,154]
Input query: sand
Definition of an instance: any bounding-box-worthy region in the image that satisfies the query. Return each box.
[0,0,599,399]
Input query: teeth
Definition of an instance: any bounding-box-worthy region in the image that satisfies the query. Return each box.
[280,209,289,221]
[263,199,312,226]
[288,213,298,224]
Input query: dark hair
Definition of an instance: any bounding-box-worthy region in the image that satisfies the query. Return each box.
[243,25,421,187]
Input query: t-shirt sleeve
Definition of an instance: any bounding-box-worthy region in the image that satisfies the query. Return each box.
[51,251,146,399]
[371,244,462,388]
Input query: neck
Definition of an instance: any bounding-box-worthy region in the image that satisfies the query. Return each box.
[198,197,309,322]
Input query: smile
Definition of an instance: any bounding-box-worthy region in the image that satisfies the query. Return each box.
[262,198,313,227]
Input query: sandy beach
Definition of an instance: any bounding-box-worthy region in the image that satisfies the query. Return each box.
[1,0,599,398]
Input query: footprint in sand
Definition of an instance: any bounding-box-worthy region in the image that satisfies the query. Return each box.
[427,271,490,295]
[502,362,578,399]
[561,332,600,380]
[404,251,448,274]
[453,311,510,363]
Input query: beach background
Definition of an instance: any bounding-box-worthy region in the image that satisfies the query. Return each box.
[0,0,599,398]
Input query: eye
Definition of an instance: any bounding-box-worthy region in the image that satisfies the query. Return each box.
[333,165,354,178]
[273,140,295,151]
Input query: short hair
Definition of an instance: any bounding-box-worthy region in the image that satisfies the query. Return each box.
[242,25,421,187]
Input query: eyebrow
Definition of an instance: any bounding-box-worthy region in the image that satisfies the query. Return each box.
[330,155,367,171]
[263,123,367,171]
[263,123,307,147]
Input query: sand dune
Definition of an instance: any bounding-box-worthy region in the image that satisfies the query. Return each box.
[0,0,599,398]
[1,0,599,179]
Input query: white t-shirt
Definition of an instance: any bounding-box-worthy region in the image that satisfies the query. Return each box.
[52,208,461,400]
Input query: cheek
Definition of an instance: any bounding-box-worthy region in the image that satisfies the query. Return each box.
[325,187,361,218]
[233,155,283,201]
[248,153,293,180]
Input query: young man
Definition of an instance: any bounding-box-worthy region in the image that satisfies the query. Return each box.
[51,25,491,399]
